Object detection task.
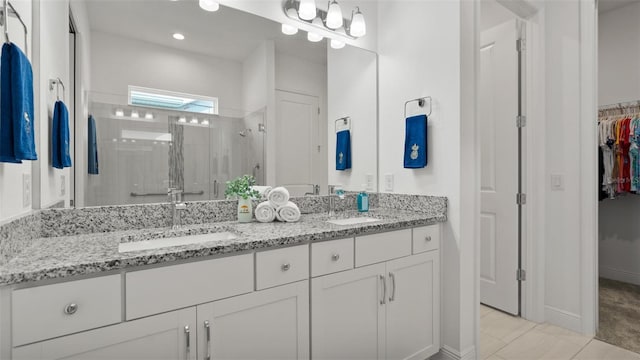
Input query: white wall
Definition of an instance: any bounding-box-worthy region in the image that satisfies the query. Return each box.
[0,0,33,222]
[90,31,243,113]
[242,41,276,185]
[327,46,376,193]
[33,0,71,210]
[276,51,328,193]
[377,0,479,357]
[598,2,640,285]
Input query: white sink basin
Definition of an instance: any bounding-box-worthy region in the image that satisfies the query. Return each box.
[326,217,381,226]
[118,232,237,253]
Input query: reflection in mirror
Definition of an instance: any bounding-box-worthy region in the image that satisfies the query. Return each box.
[77,1,377,207]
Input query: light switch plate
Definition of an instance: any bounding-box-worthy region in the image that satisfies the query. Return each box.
[384,173,394,192]
[366,174,374,191]
[551,174,564,191]
[22,174,31,207]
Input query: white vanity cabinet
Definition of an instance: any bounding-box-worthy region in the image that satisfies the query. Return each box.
[196,280,309,360]
[312,225,441,360]
[12,307,197,360]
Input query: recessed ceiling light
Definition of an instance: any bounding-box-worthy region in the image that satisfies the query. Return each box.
[173,33,185,40]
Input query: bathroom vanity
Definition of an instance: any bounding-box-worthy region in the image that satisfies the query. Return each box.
[0,195,446,360]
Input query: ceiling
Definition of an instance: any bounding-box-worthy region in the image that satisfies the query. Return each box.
[598,0,640,13]
[85,0,327,64]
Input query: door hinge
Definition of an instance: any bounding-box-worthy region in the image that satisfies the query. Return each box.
[517,269,526,281]
[516,39,525,52]
[516,115,526,128]
[516,193,526,205]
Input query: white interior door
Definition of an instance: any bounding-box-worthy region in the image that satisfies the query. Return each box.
[480,19,520,315]
[275,91,321,196]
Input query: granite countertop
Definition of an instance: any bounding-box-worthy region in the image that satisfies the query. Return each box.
[0,209,446,286]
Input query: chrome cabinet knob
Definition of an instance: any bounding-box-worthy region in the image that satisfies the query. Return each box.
[425,236,432,242]
[64,303,78,315]
[331,253,340,262]
[281,263,291,271]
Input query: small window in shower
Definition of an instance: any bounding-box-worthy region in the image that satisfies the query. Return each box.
[128,86,218,114]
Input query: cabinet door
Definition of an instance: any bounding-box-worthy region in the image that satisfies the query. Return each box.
[197,280,309,360]
[13,308,196,360]
[386,251,440,360]
[312,263,386,360]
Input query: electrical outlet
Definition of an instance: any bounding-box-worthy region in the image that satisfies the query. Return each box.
[366,174,374,190]
[384,173,394,192]
[60,175,66,196]
[22,174,31,207]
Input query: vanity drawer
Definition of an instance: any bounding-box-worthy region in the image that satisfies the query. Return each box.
[412,225,440,254]
[126,254,253,320]
[12,274,121,346]
[256,244,309,290]
[355,229,412,267]
[311,238,354,277]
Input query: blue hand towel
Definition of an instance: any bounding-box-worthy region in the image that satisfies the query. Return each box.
[404,115,428,168]
[52,100,72,169]
[88,115,99,174]
[0,43,36,163]
[336,129,351,171]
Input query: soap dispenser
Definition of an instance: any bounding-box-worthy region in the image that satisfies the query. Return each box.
[357,185,369,212]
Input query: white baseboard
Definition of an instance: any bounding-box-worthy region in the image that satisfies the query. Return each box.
[434,345,476,360]
[599,266,640,286]
[545,305,582,333]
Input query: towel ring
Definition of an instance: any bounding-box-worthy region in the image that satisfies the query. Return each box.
[49,78,65,101]
[404,96,432,119]
[335,117,351,132]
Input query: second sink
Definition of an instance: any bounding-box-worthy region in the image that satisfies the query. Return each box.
[119,232,237,253]
[326,217,381,226]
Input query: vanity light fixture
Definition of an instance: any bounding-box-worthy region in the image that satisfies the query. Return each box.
[131,110,139,118]
[298,0,316,20]
[199,0,219,12]
[190,117,199,124]
[178,116,187,123]
[115,109,124,117]
[349,7,366,37]
[325,0,343,29]
[172,33,185,40]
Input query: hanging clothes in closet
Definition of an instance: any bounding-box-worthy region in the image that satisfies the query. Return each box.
[599,102,640,200]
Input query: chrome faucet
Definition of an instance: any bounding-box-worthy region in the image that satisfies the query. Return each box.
[328,185,345,216]
[168,188,186,229]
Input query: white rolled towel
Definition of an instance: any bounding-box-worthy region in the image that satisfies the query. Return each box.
[251,186,273,200]
[255,201,277,223]
[268,186,290,208]
[276,201,301,223]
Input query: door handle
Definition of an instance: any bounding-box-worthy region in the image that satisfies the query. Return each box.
[389,272,396,302]
[204,320,211,360]
[184,325,190,360]
[380,275,386,305]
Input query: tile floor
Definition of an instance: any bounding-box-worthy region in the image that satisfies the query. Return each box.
[480,305,640,360]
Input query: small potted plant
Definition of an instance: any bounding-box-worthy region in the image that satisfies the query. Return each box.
[225,175,260,223]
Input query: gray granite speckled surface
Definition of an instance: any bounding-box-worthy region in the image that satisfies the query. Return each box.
[0,207,445,286]
[0,212,42,266]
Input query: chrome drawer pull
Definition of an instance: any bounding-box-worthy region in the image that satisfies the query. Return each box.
[389,272,396,302]
[425,235,432,242]
[63,303,78,315]
[184,325,190,359]
[281,263,291,271]
[204,320,211,360]
[331,253,340,262]
[380,275,386,305]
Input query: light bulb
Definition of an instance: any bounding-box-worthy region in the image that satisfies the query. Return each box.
[282,23,298,35]
[145,112,153,119]
[201,119,210,125]
[330,39,345,49]
[349,7,366,37]
[178,116,187,123]
[308,31,323,42]
[131,110,139,118]
[298,0,316,20]
[115,109,124,117]
[199,0,219,12]
[190,118,199,124]
[326,0,343,29]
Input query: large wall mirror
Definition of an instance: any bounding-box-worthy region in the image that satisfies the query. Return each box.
[74,0,377,207]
